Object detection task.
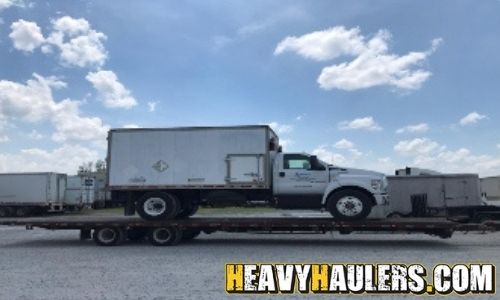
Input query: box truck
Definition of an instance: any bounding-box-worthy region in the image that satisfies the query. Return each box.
[107,125,389,221]
[0,173,66,217]
[65,175,96,210]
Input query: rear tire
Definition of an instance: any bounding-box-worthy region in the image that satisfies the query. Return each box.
[93,227,125,246]
[148,227,183,246]
[136,192,180,220]
[327,189,372,221]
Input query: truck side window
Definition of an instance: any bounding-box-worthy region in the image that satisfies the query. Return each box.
[284,154,311,169]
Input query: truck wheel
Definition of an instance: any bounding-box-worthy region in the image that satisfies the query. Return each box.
[14,207,31,218]
[182,229,201,240]
[327,189,372,221]
[176,204,199,219]
[93,227,125,246]
[148,227,183,246]
[0,207,11,217]
[136,192,180,220]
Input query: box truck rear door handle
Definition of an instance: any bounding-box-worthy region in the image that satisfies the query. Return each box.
[279,172,285,177]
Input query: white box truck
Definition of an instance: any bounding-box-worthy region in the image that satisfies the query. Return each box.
[0,172,66,217]
[481,176,500,206]
[107,126,388,221]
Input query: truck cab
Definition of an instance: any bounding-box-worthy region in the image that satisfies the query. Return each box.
[272,152,389,220]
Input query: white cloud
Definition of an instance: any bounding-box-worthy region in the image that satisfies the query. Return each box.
[28,129,43,140]
[9,16,108,68]
[459,111,487,126]
[9,19,45,52]
[339,116,382,131]
[393,138,500,176]
[334,138,354,149]
[275,26,366,61]
[0,73,109,145]
[396,123,429,134]
[275,26,442,91]
[394,138,441,156]
[147,101,158,112]
[123,124,140,129]
[86,70,137,109]
[0,144,100,174]
[268,122,293,134]
[295,114,305,121]
[279,138,293,150]
[312,145,347,165]
[0,135,9,142]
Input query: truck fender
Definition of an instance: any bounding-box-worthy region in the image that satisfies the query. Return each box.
[321,180,376,206]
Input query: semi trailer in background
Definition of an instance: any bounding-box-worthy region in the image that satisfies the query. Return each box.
[0,173,67,217]
[65,175,95,211]
[481,176,500,206]
[107,125,389,221]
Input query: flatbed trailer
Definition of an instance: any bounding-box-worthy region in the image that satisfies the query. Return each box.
[1,215,500,246]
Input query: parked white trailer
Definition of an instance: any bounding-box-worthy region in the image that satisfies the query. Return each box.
[108,126,389,221]
[481,176,500,206]
[65,175,95,210]
[0,173,66,217]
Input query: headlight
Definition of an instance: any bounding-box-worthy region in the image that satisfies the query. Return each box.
[371,179,382,191]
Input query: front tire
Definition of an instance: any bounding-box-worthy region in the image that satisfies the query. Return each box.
[136,192,180,220]
[327,189,373,221]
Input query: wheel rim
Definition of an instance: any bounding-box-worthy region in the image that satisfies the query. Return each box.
[153,228,172,242]
[336,196,363,217]
[98,229,117,243]
[143,197,167,216]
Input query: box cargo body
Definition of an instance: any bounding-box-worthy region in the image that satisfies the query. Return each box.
[481,176,500,206]
[107,126,278,190]
[387,174,482,216]
[0,173,66,211]
[65,175,95,208]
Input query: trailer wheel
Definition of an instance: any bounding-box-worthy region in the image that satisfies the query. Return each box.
[148,227,183,246]
[0,207,14,218]
[176,204,199,219]
[136,192,180,220]
[327,189,372,221]
[14,207,31,218]
[93,227,125,246]
[182,229,201,241]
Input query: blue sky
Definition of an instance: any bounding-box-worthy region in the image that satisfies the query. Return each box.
[0,0,499,175]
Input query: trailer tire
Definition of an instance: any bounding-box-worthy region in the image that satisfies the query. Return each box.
[137,192,180,220]
[148,227,183,246]
[14,207,31,218]
[0,207,14,217]
[327,189,372,221]
[93,227,125,246]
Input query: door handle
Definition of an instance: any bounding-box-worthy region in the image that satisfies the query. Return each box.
[279,172,285,177]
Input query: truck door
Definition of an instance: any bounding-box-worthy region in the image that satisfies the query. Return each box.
[274,154,328,208]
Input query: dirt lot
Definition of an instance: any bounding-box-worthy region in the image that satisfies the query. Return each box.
[0,219,499,300]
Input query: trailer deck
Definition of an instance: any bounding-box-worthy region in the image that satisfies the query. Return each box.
[1,215,499,246]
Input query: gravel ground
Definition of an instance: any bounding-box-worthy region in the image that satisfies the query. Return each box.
[0,224,499,300]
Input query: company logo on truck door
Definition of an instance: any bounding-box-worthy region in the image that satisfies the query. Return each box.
[225,263,495,295]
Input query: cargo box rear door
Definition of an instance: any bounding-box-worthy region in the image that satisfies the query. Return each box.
[226,154,264,184]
